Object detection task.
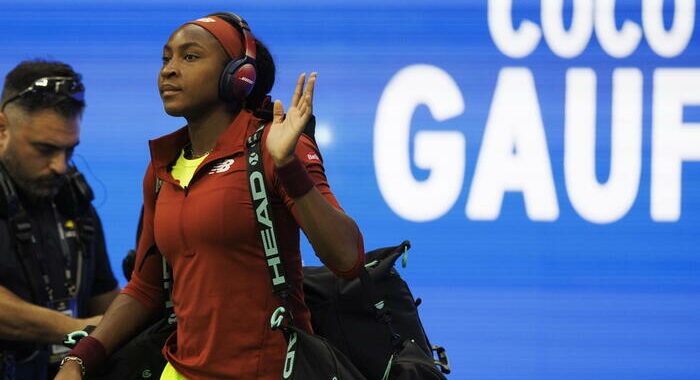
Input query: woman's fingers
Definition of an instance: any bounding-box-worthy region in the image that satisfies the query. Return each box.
[297,72,316,117]
[284,72,316,126]
[291,73,306,107]
[297,104,308,118]
[273,100,285,124]
[304,72,317,107]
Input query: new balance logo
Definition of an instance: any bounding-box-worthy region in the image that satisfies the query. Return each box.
[209,159,235,174]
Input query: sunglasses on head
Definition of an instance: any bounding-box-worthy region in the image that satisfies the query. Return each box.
[1,76,85,112]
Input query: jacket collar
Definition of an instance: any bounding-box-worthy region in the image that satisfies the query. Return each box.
[148,109,263,183]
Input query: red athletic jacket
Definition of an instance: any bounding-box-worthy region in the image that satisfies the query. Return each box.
[123,110,362,379]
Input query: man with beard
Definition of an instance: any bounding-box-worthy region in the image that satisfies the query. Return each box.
[0,60,118,380]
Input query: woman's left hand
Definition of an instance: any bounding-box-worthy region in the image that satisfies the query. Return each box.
[267,72,317,167]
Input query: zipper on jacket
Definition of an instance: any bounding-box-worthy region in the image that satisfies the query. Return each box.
[179,184,190,253]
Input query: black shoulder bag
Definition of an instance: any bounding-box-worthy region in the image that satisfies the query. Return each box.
[304,243,451,379]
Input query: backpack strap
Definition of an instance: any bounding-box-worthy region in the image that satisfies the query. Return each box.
[128,173,172,322]
[151,177,175,324]
[126,174,163,281]
[152,176,177,325]
[245,123,292,321]
[358,268,402,346]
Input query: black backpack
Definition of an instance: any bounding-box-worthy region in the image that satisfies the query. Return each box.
[303,241,450,379]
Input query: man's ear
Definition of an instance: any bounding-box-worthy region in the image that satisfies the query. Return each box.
[0,112,8,152]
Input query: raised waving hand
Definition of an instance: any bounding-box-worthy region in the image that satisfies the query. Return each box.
[266,72,317,166]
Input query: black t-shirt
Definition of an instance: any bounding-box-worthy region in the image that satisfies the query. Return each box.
[0,196,117,378]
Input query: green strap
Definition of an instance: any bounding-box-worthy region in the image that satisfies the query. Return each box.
[381,354,394,380]
[270,306,286,329]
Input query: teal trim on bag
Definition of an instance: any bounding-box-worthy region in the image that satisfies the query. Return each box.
[63,330,88,346]
[381,354,394,380]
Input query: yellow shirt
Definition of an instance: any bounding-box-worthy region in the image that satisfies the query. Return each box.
[170,149,208,188]
[161,362,188,380]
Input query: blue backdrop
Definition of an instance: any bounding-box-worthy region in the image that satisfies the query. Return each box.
[1,1,699,379]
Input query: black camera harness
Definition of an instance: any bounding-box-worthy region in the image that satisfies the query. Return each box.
[0,163,95,375]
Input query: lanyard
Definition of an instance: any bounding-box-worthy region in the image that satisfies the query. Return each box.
[51,202,79,298]
[20,202,80,304]
[23,211,55,304]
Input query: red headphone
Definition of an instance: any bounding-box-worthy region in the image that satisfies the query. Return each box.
[189,12,258,103]
[217,12,257,102]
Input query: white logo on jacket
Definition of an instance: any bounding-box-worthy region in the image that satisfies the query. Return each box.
[209,159,235,174]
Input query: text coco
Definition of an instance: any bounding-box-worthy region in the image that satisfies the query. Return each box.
[489,0,695,58]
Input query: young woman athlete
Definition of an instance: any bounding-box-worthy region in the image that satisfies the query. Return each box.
[55,11,364,380]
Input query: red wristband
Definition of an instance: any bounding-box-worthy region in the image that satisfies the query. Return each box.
[69,336,107,375]
[276,156,314,198]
